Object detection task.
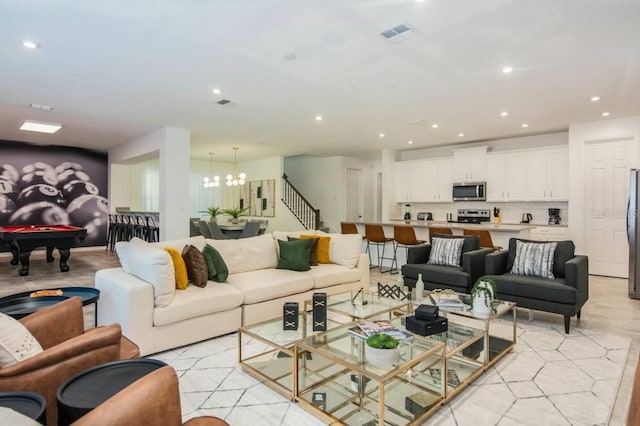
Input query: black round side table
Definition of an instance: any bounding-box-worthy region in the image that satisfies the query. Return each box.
[0,391,47,425]
[56,358,167,426]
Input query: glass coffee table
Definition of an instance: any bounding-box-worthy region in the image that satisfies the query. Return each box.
[316,291,412,323]
[294,318,446,426]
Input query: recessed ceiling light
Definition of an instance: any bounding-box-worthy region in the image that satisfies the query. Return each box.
[408,140,414,145]
[20,120,61,134]
[212,88,221,95]
[602,112,610,117]
[378,133,385,138]
[315,115,323,121]
[458,133,465,137]
[29,103,53,111]
[521,123,529,128]
[431,124,439,129]
[502,66,513,74]
[590,96,600,102]
[22,40,40,49]
[500,111,509,117]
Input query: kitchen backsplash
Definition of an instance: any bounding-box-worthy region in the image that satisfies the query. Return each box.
[392,201,568,225]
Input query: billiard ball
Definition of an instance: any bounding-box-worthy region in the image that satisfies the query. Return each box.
[0,194,16,223]
[0,177,19,202]
[67,194,108,226]
[9,201,70,225]
[57,169,91,189]
[16,184,66,208]
[0,164,20,185]
[82,216,108,246]
[54,161,84,175]
[21,169,58,188]
[62,180,99,201]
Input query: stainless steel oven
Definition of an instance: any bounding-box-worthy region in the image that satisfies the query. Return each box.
[452,182,486,201]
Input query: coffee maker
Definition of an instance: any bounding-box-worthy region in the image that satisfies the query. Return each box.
[548,208,561,225]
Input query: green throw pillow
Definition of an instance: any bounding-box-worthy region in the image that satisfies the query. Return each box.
[277,238,313,271]
[202,244,229,282]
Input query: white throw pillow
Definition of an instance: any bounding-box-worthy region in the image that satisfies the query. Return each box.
[510,241,558,279]
[207,233,278,274]
[0,313,43,367]
[124,241,175,307]
[151,235,206,251]
[327,233,363,268]
[427,237,465,267]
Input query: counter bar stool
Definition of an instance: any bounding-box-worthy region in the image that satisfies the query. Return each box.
[391,225,426,274]
[428,226,453,242]
[340,222,359,235]
[364,224,395,273]
[463,228,502,250]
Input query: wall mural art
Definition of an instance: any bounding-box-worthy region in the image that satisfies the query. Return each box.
[238,179,275,217]
[0,140,108,247]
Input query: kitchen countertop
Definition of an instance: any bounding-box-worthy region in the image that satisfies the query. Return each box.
[363,220,536,232]
[387,219,567,228]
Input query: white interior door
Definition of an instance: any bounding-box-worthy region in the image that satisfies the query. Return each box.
[346,168,362,222]
[584,139,633,277]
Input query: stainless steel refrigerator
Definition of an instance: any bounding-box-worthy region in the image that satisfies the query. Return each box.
[629,169,640,298]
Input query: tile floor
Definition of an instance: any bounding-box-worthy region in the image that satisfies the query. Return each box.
[1,248,639,424]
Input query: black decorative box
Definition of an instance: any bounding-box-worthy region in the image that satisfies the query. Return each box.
[405,315,448,336]
[405,391,434,416]
[415,304,439,321]
[283,302,299,330]
[312,292,327,331]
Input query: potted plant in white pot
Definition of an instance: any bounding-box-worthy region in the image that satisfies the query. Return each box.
[199,206,223,223]
[221,206,248,224]
[471,278,497,315]
[365,333,399,366]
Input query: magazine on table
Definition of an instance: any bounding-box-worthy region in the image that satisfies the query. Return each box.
[427,367,461,387]
[351,320,413,340]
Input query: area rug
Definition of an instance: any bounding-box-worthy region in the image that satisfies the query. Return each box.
[153,318,631,426]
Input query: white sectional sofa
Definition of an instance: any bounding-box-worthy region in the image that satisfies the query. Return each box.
[95,231,369,356]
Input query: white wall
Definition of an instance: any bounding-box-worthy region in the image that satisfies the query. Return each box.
[109,127,190,240]
[568,116,640,252]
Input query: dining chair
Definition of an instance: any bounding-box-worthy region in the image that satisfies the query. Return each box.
[340,222,359,235]
[463,228,502,250]
[189,219,200,237]
[239,221,261,238]
[207,222,229,239]
[428,226,453,242]
[364,224,394,273]
[197,221,213,238]
[391,225,426,274]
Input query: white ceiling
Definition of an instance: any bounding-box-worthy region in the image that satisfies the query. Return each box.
[1,0,639,162]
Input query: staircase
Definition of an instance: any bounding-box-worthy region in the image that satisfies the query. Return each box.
[281,174,328,231]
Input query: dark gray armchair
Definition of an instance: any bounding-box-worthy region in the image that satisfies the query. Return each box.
[482,238,589,333]
[401,234,494,294]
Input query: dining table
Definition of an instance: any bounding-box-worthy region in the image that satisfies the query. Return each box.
[218,222,267,238]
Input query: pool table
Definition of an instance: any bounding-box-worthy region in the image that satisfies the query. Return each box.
[0,225,87,276]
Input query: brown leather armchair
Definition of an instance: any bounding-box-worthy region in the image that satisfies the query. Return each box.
[0,297,140,425]
[73,365,229,425]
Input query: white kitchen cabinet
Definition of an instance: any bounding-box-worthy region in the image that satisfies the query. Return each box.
[395,161,427,202]
[424,158,453,202]
[546,147,569,201]
[529,226,567,241]
[453,147,487,182]
[486,152,527,201]
[525,147,569,201]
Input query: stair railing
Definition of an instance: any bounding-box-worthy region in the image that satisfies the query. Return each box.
[281,174,320,230]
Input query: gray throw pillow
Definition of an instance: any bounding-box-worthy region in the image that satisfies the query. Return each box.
[510,240,558,279]
[427,237,465,267]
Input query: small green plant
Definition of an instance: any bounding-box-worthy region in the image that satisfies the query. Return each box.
[221,206,248,219]
[366,333,399,350]
[471,278,497,307]
[199,206,223,220]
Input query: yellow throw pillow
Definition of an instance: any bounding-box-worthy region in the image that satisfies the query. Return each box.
[301,235,331,264]
[164,247,189,290]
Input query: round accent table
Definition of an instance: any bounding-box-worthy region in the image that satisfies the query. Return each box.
[56,359,167,426]
[0,391,47,425]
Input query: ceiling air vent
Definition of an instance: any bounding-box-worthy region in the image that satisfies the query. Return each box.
[216,99,233,105]
[380,23,418,43]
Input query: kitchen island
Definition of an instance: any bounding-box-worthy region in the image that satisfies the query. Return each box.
[352,221,538,270]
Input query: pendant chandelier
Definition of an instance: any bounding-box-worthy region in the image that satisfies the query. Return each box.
[226,147,246,186]
[202,152,220,188]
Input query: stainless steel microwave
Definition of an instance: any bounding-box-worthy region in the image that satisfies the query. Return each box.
[452,182,486,201]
